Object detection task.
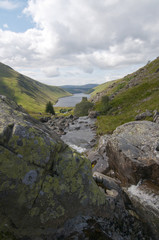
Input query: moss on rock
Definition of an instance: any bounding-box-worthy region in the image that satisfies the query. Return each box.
[0,95,108,239]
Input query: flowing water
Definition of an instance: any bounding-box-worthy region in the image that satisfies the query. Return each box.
[128,180,159,212]
[61,116,96,153]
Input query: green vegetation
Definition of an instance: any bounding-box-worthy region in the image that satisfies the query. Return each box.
[45,101,55,115]
[0,62,71,113]
[91,80,115,97]
[96,95,112,115]
[93,57,159,135]
[74,97,94,117]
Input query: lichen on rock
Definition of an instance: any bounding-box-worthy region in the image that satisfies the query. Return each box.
[0,96,108,239]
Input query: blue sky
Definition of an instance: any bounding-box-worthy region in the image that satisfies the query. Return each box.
[0,0,159,86]
[0,0,34,32]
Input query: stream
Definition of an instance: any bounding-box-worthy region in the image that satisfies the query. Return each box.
[61,116,96,153]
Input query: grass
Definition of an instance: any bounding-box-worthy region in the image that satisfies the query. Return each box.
[91,80,116,97]
[93,57,159,135]
[29,107,74,119]
[0,62,71,113]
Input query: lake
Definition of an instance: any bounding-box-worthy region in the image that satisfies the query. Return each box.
[54,93,90,107]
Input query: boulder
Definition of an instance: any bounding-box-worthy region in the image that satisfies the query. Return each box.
[107,121,159,239]
[0,96,107,239]
[107,121,159,186]
[87,135,110,174]
[135,110,152,120]
[0,96,151,239]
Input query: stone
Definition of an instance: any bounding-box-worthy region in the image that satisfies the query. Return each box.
[107,121,159,186]
[0,96,151,239]
[153,110,159,123]
[135,110,152,120]
[0,96,107,239]
[107,120,159,239]
[87,135,110,174]
[88,111,99,118]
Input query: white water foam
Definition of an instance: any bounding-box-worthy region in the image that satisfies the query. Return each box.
[128,182,159,212]
[69,144,87,153]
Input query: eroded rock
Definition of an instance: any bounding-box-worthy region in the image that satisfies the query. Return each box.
[107,121,159,239]
[0,96,108,239]
[107,121,159,186]
[0,96,152,239]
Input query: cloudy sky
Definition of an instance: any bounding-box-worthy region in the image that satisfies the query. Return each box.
[0,0,159,86]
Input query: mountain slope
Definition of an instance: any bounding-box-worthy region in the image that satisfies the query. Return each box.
[92,57,159,134]
[0,62,71,112]
[60,84,98,94]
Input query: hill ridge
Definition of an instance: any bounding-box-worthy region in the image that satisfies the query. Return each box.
[92,56,159,134]
[0,62,71,113]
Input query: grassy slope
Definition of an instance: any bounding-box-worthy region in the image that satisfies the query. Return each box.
[93,57,159,134]
[0,62,71,113]
[91,80,116,96]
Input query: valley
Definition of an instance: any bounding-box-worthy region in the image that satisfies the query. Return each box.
[0,57,159,239]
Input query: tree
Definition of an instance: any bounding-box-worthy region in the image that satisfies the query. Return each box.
[45,101,55,115]
[74,97,94,117]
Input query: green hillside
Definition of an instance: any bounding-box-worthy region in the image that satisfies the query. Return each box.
[91,80,116,96]
[92,57,159,134]
[0,62,71,113]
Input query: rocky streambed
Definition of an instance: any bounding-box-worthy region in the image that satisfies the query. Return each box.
[43,115,97,153]
[0,95,159,240]
[44,114,159,240]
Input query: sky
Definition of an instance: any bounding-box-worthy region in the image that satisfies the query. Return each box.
[0,0,159,86]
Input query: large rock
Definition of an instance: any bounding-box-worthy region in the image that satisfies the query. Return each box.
[107,121,159,239]
[87,135,110,174]
[0,96,108,239]
[0,96,152,239]
[107,121,159,186]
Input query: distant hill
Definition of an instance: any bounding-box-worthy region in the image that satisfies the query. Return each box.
[60,84,98,94]
[0,62,71,113]
[91,57,159,134]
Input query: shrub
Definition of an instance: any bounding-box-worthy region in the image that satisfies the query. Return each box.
[45,101,55,115]
[74,98,94,117]
[99,95,111,114]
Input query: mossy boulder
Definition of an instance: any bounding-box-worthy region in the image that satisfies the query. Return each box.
[0,96,151,239]
[0,95,108,239]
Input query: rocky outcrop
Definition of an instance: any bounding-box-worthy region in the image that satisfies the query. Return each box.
[43,115,77,136]
[107,121,159,239]
[0,95,107,239]
[107,121,159,186]
[153,110,159,123]
[135,110,152,120]
[87,135,110,174]
[0,96,151,239]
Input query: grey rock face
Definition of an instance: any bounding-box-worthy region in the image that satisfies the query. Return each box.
[0,96,108,239]
[135,110,152,120]
[107,121,159,239]
[107,121,159,185]
[87,135,110,174]
[0,96,151,239]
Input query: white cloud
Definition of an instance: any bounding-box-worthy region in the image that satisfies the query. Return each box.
[42,66,60,78]
[0,0,159,85]
[0,0,19,10]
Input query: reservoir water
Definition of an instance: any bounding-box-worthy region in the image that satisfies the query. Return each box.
[54,93,90,107]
